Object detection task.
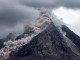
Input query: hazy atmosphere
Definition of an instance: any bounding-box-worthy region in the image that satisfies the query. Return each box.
[0,0,79,38]
[0,0,80,60]
[0,0,80,38]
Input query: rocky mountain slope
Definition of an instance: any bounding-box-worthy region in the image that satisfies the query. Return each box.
[62,25,80,48]
[0,10,80,60]
[8,10,80,60]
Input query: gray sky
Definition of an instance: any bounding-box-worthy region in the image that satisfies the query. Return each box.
[0,0,80,38]
[53,7,80,36]
[20,0,80,9]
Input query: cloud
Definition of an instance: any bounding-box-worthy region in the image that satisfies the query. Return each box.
[20,0,80,9]
[0,0,39,38]
[52,7,80,36]
[0,0,80,38]
[0,0,80,26]
[0,0,39,26]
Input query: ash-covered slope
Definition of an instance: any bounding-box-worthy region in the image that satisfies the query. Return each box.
[62,25,80,48]
[8,10,80,60]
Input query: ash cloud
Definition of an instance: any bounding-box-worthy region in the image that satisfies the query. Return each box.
[0,0,80,38]
[0,0,39,38]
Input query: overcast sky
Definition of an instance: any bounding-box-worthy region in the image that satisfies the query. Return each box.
[0,0,80,38]
[53,7,80,36]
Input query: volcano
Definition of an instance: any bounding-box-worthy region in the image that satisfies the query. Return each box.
[0,10,80,60]
[7,10,80,60]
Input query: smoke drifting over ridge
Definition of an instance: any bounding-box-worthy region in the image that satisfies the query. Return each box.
[0,0,80,38]
[0,10,53,59]
[0,0,39,38]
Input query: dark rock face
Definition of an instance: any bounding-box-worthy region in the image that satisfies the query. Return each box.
[9,23,80,60]
[62,25,80,48]
[0,40,4,49]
